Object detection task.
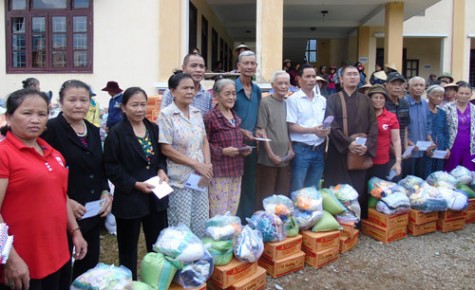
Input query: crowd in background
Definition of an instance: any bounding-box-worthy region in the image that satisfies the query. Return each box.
[0,46,474,289]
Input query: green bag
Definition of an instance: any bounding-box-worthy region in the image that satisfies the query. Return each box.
[133,281,153,290]
[456,184,475,198]
[139,252,177,290]
[321,188,346,215]
[284,216,299,237]
[311,210,342,232]
[368,196,378,208]
[202,238,233,266]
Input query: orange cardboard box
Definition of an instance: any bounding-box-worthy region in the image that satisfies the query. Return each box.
[300,230,341,252]
[361,219,407,244]
[303,246,339,269]
[437,217,465,233]
[339,230,359,253]
[407,221,436,236]
[408,209,439,225]
[208,267,267,290]
[367,208,409,228]
[467,198,475,211]
[438,210,467,221]
[262,235,302,261]
[258,251,305,278]
[210,258,257,289]
[465,210,475,224]
[339,221,358,238]
[168,282,206,290]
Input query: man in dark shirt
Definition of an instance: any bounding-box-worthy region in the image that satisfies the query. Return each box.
[385,72,410,178]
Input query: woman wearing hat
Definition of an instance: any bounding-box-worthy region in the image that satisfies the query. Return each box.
[367,84,402,180]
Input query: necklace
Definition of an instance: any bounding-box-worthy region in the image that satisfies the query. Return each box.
[73,121,87,137]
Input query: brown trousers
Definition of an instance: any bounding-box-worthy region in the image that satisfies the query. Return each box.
[255,163,291,211]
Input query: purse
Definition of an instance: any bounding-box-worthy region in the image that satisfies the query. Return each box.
[338,92,373,170]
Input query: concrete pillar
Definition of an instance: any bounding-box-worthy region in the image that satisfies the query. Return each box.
[451,0,469,81]
[358,26,376,82]
[256,0,283,82]
[158,0,187,81]
[384,2,404,73]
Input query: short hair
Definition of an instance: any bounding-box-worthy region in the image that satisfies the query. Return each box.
[59,80,91,103]
[271,70,290,83]
[213,78,235,95]
[408,76,425,86]
[22,77,39,89]
[238,50,256,63]
[426,85,444,96]
[183,53,204,66]
[297,64,315,77]
[341,65,358,75]
[122,87,148,106]
[168,72,193,90]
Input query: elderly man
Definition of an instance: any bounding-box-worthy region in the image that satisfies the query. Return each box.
[405,77,432,178]
[255,71,294,209]
[323,65,378,219]
[234,50,262,220]
[287,64,330,192]
[160,53,213,116]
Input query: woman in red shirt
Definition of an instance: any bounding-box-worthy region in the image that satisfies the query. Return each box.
[204,78,251,217]
[367,84,402,180]
[0,89,87,290]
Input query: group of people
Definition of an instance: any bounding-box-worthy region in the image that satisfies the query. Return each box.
[0,47,473,290]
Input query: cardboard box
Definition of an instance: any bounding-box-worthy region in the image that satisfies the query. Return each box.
[262,235,302,261]
[301,230,341,252]
[339,230,359,253]
[339,221,358,238]
[407,221,437,236]
[465,210,475,224]
[361,219,407,244]
[367,208,409,228]
[437,217,465,233]
[258,251,305,278]
[208,267,267,290]
[303,246,339,269]
[210,258,258,289]
[467,198,475,211]
[408,209,439,225]
[438,210,467,221]
[168,282,206,290]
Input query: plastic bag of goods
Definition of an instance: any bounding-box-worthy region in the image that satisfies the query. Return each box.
[247,211,286,242]
[311,210,342,232]
[233,225,264,263]
[202,238,233,266]
[456,183,475,198]
[407,182,448,212]
[335,210,360,223]
[426,171,457,188]
[205,213,242,241]
[450,165,473,185]
[368,177,406,199]
[71,263,133,290]
[140,252,178,290]
[293,208,323,230]
[263,194,294,221]
[398,175,425,195]
[174,248,214,289]
[330,184,359,202]
[153,225,204,268]
[284,216,299,237]
[376,191,411,215]
[438,188,468,211]
[290,186,323,211]
[320,188,346,215]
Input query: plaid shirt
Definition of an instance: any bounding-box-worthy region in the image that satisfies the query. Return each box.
[161,85,213,117]
[204,106,245,177]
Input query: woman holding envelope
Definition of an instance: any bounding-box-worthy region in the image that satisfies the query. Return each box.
[204,78,251,217]
[104,87,169,280]
[159,72,212,238]
[42,80,111,285]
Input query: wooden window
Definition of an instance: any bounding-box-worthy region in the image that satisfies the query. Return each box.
[6,0,93,73]
[404,59,419,78]
[305,39,317,63]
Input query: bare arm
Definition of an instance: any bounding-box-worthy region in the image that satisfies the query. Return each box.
[390,129,402,175]
[161,143,213,180]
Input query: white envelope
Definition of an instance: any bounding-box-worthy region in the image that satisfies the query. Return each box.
[184,173,207,192]
[431,150,447,159]
[145,176,174,199]
[402,146,415,159]
[81,198,108,219]
[415,141,433,151]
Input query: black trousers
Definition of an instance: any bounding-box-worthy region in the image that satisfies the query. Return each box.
[0,263,62,290]
[116,209,168,280]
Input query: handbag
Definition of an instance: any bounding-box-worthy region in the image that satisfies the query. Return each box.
[338,92,373,170]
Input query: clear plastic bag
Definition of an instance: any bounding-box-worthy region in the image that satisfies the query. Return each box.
[290,187,323,211]
[330,184,359,202]
[71,263,133,290]
[293,208,323,230]
[407,182,448,212]
[438,188,468,211]
[450,165,473,185]
[426,171,457,187]
[233,225,264,263]
[263,195,294,221]
[173,249,214,289]
[202,238,233,266]
[368,177,406,199]
[247,211,286,242]
[205,213,242,241]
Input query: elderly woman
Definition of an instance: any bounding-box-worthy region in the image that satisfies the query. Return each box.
[204,79,250,217]
[367,84,402,180]
[159,73,212,238]
[41,80,111,285]
[104,87,169,280]
[444,82,475,171]
[0,89,87,290]
[423,85,450,178]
